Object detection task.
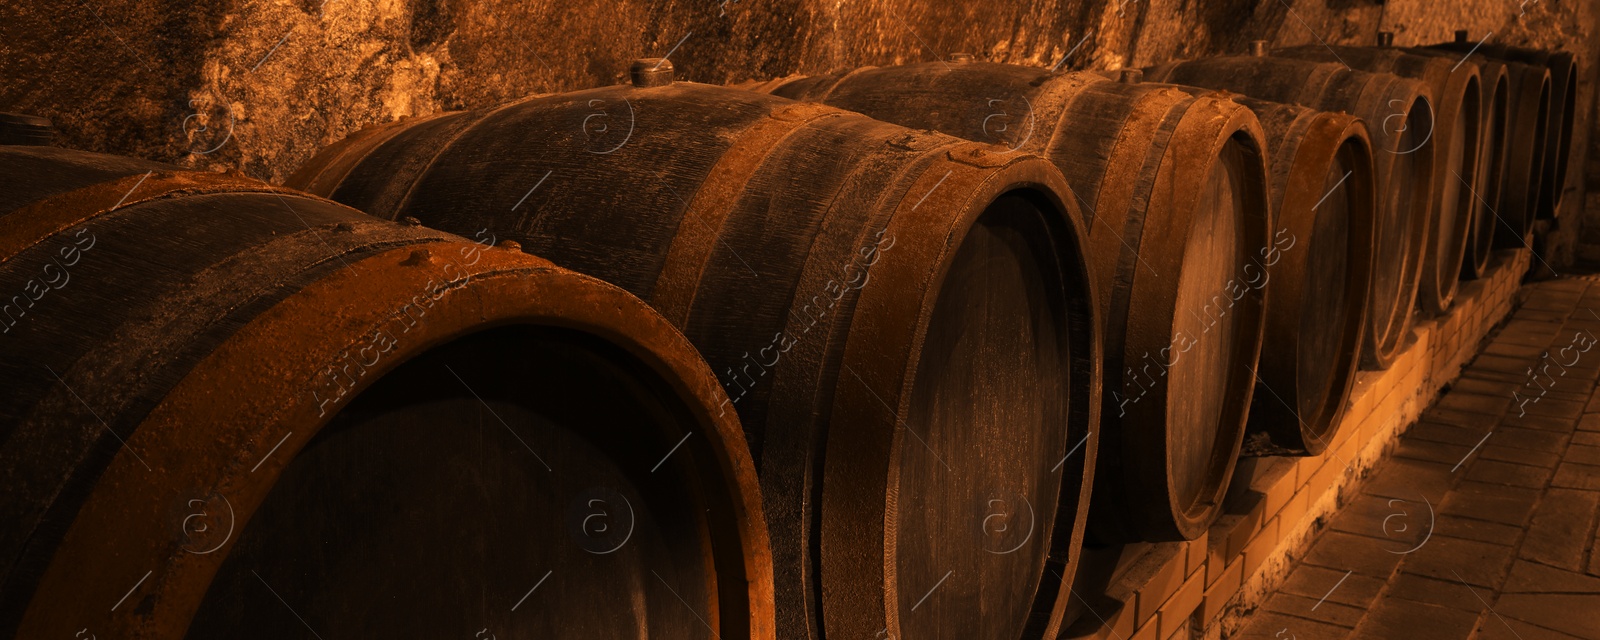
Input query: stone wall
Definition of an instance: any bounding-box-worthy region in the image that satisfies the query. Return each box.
[3,1,1592,192]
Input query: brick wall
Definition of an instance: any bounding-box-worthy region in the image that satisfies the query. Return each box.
[1078,248,1532,640]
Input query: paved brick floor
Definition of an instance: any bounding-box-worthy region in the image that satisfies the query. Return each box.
[1238,277,1600,640]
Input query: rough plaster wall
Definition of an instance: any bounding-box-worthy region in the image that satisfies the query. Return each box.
[1,0,1594,251]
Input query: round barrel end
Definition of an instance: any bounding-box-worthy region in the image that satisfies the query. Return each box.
[1247,114,1376,456]
[1419,71,1483,315]
[824,148,1100,639]
[1363,91,1434,370]
[8,176,774,639]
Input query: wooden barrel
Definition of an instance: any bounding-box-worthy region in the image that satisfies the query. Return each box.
[289,61,1103,640]
[1419,56,1550,248]
[1446,56,1511,278]
[1143,54,1434,371]
[0,113,54,146]
[0,146,773,640]
[1226,99,1377,456]
[757,60,1272,543]
[1431,33,1576,220]
[1271,38,1481,316]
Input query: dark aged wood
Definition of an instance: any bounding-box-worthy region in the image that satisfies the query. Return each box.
[1221,99,1376,456]
[289,67,1102,640]
[1270,40,1480,318]
[0,113,54,146]
[1428,58,1550,249]
[1418,54,1510,279]
[1143,55,1434,372]
[1429,39,1575,222]
[0,146,772,640]
[755,60,1272,544]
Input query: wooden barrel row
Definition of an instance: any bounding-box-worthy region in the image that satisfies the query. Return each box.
[6,37,1576,639]
[0,146,772,639]
[288,59,1104,640]
[1143,52,1437,371]
[1270,36,1483,317]
[1432,31,1578,221]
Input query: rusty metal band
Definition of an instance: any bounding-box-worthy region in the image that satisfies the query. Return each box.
[650,101,843,325]
[0,171,336,266]
[17,243,774,640]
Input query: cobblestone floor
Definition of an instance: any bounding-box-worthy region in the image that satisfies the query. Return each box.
[1238,277,1600,640]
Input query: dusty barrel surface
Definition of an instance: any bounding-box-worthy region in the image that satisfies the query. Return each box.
[1225,98,1376,456]
[1432,35,1576,220]
[1273,40,1481,316]
[1407,53,1509,279]
[759,60,1272,544]
[0,146,772,640]
[290,64,1102,640]
[1144,55,1434,371]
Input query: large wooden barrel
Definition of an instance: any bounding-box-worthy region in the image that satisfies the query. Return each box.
[1430,33,1575,220]
[1428,57,1551,248]
[1143,54,1434,371]
[1228,99,1376,456]
[0,146,773,639]
[757,60,1272,543]
[289,62,1103,640]
[1270,37,1481,316]
[1435,55,1511,279]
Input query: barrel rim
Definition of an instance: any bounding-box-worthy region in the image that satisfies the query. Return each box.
[818,144,1100,640]
[15,201,774,639]
[1418,65,1482,315]
[1249,112,1376,455]
[1364,88,1436,370]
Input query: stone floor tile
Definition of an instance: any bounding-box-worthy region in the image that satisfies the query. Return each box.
[1525,397,1590,420]
[1495,427,1573,453]
[1474,617,1586,640]
[1464,458,1556,489]
[1439,482,1542,527]
[1262,593,1365,628]
[1451,376,1521,397]
[1479,442,1566,468]
[1503,560,1600,594]
[1565,444,1600,466]
[1302,531,1405,579]
[1572,431,1600,447]
[1465,367,1534,384]
[1437,391,1513,416]
[1429,407,1505,431]
[1354,597,1482,639]
[1399,535,1516,588]
[1552,462,1600,491]
[1327,493,1404,540]
[1235,611,1350,640]
[1520,489,1600,571]
[1507,413,1585,433]
[1385,572,1489,614]
[1395,438,1474,466]
[1363,458,1456,503]
[1276,565,1385,609]
[1409,422,1494,447]
[1433,515,1522,546]
[1485,340,1552,359]
[1494,593,1600,639]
